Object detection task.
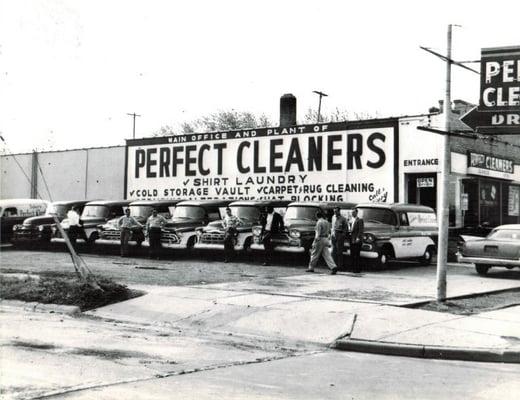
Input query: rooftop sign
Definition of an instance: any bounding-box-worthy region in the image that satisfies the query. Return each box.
[461,46,520,134]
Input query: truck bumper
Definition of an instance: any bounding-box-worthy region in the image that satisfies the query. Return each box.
[194,243,245,251]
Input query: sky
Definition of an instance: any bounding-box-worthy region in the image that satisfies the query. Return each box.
[0,0,519,154]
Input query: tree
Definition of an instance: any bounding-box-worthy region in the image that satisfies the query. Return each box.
[302,107,380,124]
[153,110,274,136]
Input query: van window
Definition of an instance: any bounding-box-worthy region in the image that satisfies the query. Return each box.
[399,212,409,226]
[207,208,220,220]
[357,208,397,225]
[4,207,17,217]
[82,205,109,218]
[407,212,437,227]
[285,206,319,221]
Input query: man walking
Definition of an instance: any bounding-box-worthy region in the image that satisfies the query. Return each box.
[331,207,348,270]
[222,206,240,263]
[118,208,141,257]
[146,208,167,259]
[307,211,338,274]
[261,205,284,266]
[350,208,364,273]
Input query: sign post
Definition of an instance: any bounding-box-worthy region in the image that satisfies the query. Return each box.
[461,46,520,134]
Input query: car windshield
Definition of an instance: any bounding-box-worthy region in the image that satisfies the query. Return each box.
[129,205,153,218]
[230,206,260,222]
[46,204,68,217]
[356,208,397,225]
[81,205,109,218]
[284,206,319,221]
[173,206,205,219]
[487,229,520,241]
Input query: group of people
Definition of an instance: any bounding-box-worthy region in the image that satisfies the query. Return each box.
[221,205,284,264]
[67,205,364,272]
[118,208,169,258]
[222,205,364,273]
[66,206,168,258]
[307,207,364,275]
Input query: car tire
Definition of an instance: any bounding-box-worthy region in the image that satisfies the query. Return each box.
[475,264,490,276]
[419,246,435,266]
[86,232,98,244]
[187,236,196,250]
[374,248,391,270]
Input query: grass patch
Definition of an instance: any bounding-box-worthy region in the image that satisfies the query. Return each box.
[412,288,520,315]
[0,272,143,311]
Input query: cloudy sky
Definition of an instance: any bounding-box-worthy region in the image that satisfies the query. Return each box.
[1,0,519,153]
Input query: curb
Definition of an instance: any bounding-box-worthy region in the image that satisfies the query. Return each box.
[333,339,520,364]
[0,299,80,315]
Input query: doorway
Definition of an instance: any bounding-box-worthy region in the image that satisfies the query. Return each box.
[406,173,437,210]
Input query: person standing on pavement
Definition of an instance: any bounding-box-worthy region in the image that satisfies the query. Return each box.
[118,208,141,257]
[66,206,87,246]
[307,211,338,274]
[260,205,284,266]
[222,206,240,263]
[331,207,349,270]
[350,208,364,273]
[146,208,168,259]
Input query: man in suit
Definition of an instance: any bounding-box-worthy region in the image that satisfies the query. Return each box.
[331,207,348,270]
[350,208,364,273]
[261,205,284,266]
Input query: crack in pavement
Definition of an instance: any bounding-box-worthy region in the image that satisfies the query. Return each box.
[28,350,324,400]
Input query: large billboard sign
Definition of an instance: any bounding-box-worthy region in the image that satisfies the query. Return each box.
[461,46,520,134]
[125,121,397,203]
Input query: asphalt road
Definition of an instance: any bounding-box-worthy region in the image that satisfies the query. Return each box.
[2,244,520,400]
[2,241,519,288]
[55,351,520,400]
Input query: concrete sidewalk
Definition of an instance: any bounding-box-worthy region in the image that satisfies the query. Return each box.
[88,269,520,362]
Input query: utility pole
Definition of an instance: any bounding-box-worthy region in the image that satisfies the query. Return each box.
[436,24,454,301]
[313,91,328,123]
[127,112,141,139]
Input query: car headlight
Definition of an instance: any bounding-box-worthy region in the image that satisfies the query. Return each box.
[13,224,22,231]
[252,226,262,236]
[289,229,301,238]
[38,225,45,232]
[363,233,376,243]
[196,228,203,238]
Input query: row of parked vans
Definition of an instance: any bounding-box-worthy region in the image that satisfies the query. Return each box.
[4,198,439,268]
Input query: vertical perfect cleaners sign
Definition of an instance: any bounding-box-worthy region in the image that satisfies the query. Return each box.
[125,121,397,202]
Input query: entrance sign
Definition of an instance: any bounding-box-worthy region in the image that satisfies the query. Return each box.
[417,177,434,188]
[125,122,397,203]
[461,46,520,134]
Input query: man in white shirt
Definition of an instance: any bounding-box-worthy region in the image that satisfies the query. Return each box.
[146,208,168,259]
[222,207,240,263]
[66,206,87,245]
[118,208,142,257]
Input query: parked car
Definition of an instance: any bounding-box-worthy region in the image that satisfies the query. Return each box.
[55,200,131,243]
[250,201,355,255]
[354,203,438,268]
[12,200,88,244]
[160,200,232,249]
[457,224,520,275]
[0,199,48,242]
[98,199,181,245]
[195,200,290,252]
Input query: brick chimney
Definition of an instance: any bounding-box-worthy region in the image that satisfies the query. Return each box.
[279,93,297,127]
